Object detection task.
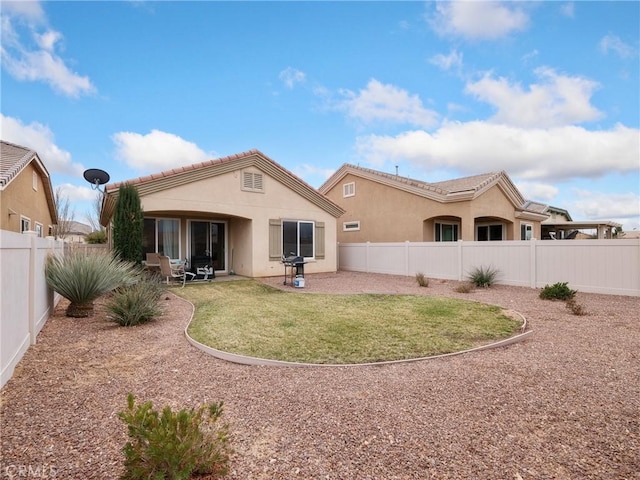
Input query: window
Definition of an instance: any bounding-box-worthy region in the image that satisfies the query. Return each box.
[32,172,38,190]
[520,223,533,240]
[143,218,180,259]
[343,221,360,231]
[20,216,31,232]
[242,171,264,192]
[435,222,459,242]
[477,224,504,241]
[283,220,314,258]
[35,223,43,237]
[343,182,355,197]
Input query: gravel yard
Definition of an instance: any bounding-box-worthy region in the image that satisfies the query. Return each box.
[1,271,638,479]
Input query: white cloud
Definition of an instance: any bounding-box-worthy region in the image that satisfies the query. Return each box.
[430,1,529,40]
[0,3,95,97]
[56,183,98,202]
[560,3,575,18]
[292,163,335,186]
[515,181,559,202]
[0,114,84,176]
[112,130,213,172]
[338,79,439,129]
[465,67,603,127]
[354,121,639,182]
[570,190,640,221]
[279,67,306,89]
[599,34,636,59]
[429,49,463,72]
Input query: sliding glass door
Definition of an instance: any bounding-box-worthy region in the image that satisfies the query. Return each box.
[189,221,226,272]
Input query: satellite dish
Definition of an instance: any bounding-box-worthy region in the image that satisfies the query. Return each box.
[83,168,110,189]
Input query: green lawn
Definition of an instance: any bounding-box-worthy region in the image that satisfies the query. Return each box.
[177,280,521,364]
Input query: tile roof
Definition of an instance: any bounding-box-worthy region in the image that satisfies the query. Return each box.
[1,140,36,188]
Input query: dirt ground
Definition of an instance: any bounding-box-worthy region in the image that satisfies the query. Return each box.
[1,271,638,479]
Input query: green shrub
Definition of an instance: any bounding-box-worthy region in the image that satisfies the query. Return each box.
[118,393,231,480]
[415,272,429,287]
[468,265,499,288]
[86,230,107,244]
[539,282,577,301]
[106,276,164,326]
[45,251,139,317]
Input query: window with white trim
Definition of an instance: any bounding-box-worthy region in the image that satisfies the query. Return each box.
[242,171,264,192]
[343,182,355,197]
[21,216,31,232]
[32,172,38,190]
[435,222,459,242]
[343,221,360,232]
[142,217,181,259]
[477,224,504,241]
[520,223,533,240]
[35,223,43,237]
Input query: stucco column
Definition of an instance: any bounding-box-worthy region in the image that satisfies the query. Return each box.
[460,217,475,241]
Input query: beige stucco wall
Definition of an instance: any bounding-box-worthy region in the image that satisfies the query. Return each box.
[138,167,339,278]
[0,163,54,235]
[324,174,542,242]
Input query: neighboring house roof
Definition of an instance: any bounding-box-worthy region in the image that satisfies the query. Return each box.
[0,140,58,224]
[100,149,345,225]
[543,205,573,221]
[319,164,548,220]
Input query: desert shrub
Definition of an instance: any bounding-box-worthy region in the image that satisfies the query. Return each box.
[118,393,231,480]
[454,283,473,293]
[106,275,164,326]
[468,265,499,288]
[566,298,587,316]
[415,272,429,287]
[86,230,107,244]
[45,251,139,317]
[539,282,577,301]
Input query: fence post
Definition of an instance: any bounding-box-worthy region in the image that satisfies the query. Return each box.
[457,240,464,281]
[530,239,537,289]
[25,231,37,345]
[366,242,370,273]
[405,241,410,277]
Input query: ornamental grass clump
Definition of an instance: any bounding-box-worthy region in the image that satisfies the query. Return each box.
[415,272,429,287]
[45,251,139,317]
[118,393,231,480]
[539,282,577,301]
[468,265,499,288]
[106,274,164,326]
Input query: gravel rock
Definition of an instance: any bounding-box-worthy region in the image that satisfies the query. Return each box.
[1,272,638,479]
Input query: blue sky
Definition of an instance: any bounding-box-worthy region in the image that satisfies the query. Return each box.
[2,1,639,231]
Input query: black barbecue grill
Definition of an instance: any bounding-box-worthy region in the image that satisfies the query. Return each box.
[282,254,306,285]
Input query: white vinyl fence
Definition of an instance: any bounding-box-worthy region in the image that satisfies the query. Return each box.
[1,230,65,388]
[338,239,640,297]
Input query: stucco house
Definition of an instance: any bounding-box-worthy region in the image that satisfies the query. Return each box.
[100,150,345,278]
[318,164,549,243]
[541,206,621,240]
[0,141,57,236]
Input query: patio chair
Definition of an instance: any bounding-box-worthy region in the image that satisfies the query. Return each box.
[145,252,161,271]
[158,255,195,287]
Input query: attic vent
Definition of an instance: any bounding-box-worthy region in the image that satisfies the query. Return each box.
[242,171,264,192]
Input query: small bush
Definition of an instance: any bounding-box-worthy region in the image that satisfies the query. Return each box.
[566,298,587,316]
[118,393,231,480]
[106,276,164,326]
[539,282,577,301]
[86,230,107,244]
[454,283,473,293]
[468,265,499,288]
[415,272,429,287]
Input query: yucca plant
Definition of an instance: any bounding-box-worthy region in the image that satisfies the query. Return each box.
[45,251,139,317]
[468,265,500,288]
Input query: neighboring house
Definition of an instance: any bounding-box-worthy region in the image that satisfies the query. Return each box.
[0,141,57,236]
[318,164,549,243]
[65,221,93,243]
[100,150,345,278]
[541,206,621,239]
